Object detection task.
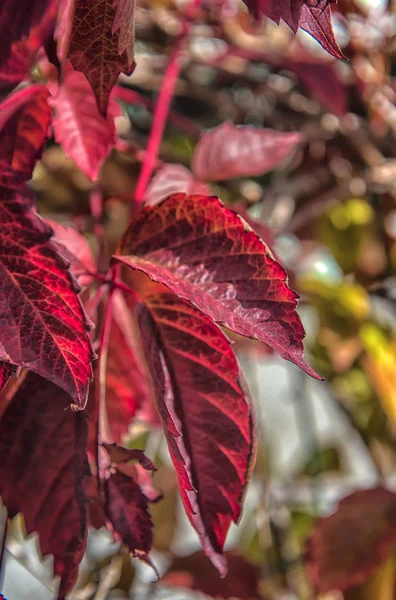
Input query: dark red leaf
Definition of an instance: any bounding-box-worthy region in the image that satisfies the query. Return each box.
[68,0,135,115]
[0,372,88,598]
[0,0,58,91]
[192,122,303,182]
[116,193,320,379]
[0,362,16,393]
[163,551,265,599]
[300,0,345,60]
[105,290,155,442]
[137,293,256,575]
[102,443,157,471]
[242,0,344,59]
[46,219,96,286]
[50,62,119,181]
[0,164,93,406]
[286,54,348,117]
[103,468,153,560]
[145,164,211,206]
[307,487,396,593]
[0,84,51,178]
[112,0,136,66]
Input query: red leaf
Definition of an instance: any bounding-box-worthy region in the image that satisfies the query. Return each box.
[116,193,320,379]
[307,487,396,593]
[103,468,153,560]
[163,551,265,599]
[0,362,16,393]
[112,0,136,66]
[50,62,119,181]
[105,290,155,442]
[0,84,51,177]
[287,54,348,117]
[102,443,157,471]
[68,0,135,116]
[137,293,256,574]
[0,0,58,91]
[192,122,303,182]
[300,0,345,60]
[0,164,93,406]
[46,219,96,286]
[145,164,211,206]
[243,0,344,59]
[0,372,89,598]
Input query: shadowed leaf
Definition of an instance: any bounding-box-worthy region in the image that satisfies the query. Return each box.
[102,443,156,471]
[46,220,96,287]
[105,290,155,442]
[162,551,265,599]
[112,0,136,65]
[0,363,16,394]
[103,469,153,561]
[50,62,119,181]
[0,85,51,178]
[192,123,303,182]
[138,293,256,575]
[307,487,396,593]
[0,0,58,91]
[0,164,93,406]
[242,0,344,59]
[0,372,88,598]
[116,193,319,378]
[68,0,135,115]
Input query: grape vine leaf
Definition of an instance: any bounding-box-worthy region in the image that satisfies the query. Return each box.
[0,362,16,394]
[192,123,303,182]
[116,194,320,378]
[68,0,135,115]
[162,551,265,599]
[105,290,156,442]
[103,469,154,562]
[0,372,89,599]
[0,163,93,406]
[138,293,256,574]
[243,0,344,59]
[307,487,396,593]
[0,0,58,91]
[0,84,51,178]
[50,62,119,181]
[112,0,136,65]
[46,220,96,287]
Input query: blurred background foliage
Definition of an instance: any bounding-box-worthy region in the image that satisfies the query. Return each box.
[12,0,396,597]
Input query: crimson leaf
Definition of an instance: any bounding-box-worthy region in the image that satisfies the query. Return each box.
[0,0,58,91]
[191,123,303,182]
[0,164,93,406]
[105,290,155,442]
[115,193,319,378]
[242,0,344,59]
[103,469,153,562]
[68,0,135,115]
[46,219,96,287]
[307,487,396,593]
[50,61,119,181]
[300,0,345,60]
[0,372,88,599]
[0,362,16,394]
[162,551,265,599]
[0,84,51,178]
[138,292,256,574]
[102,443,157,471]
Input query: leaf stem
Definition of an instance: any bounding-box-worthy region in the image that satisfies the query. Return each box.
[133,0,201,207]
